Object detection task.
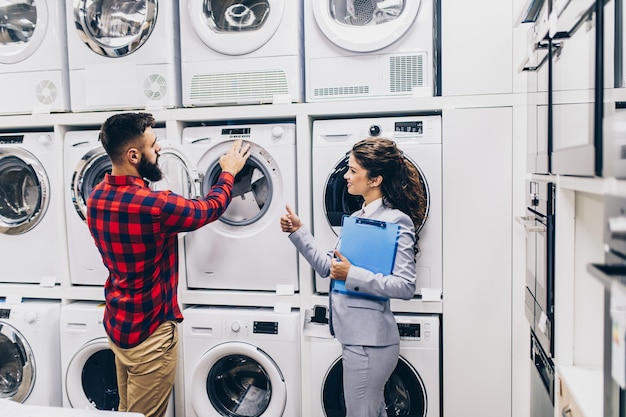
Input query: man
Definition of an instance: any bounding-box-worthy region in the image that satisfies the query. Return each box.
[86,112,250,417]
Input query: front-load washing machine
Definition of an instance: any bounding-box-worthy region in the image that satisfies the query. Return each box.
[65,0,181,112]
[182,306,301,417]
[304,0,437,102]
[0,0,70,115]
[0,131,69,285]
[60,301,175,414]
[311,115,442,297]
[63,127,186,286]
[179,0,303,106]
[182,122,298,292]
[305,311,441,417]
[0,299,62,406]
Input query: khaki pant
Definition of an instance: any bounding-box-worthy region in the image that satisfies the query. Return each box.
[108,321,178,417]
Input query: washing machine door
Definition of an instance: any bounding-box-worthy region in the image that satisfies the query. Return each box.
[0,0,48,64]
[71,146,111,222]
[323,153,429,235]
[312,0,421,52]
[191,342,286,417]
[189,0,283,55]
[0,320,35,403]
[0,144,49,235]
[199,140,281,236]
[71,0,158,57]
[322,356,427,417]
[65,338,119,410]
[149,142,201,198]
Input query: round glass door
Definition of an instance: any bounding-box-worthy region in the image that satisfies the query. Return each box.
[189,0,284,55]
[322,356,427,417]
[71,146,111,221]
[72,0,158,57]
[0,323,34,403]
[323,153,429,235]
[191,342,286,417]
[0,148,49,235]
[311,0,421,52]
[149,144,199,198]
[0,0,48,64]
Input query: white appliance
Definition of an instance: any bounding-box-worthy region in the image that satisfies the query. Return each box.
[182,122,298,292]
[0,131,69,285]
[303,0,436,102]
[304,309,441,417]
[0,299,62,406]
[60,301,174,415]
[311,115,442,297]
[0,400,145,417]
[182,306,301,417]
[65,0,181,112]
[0,0,70,114]
[179,0,303,106]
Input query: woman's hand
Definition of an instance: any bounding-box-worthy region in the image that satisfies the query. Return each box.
[330,250,351,281]
[280,204,302,233]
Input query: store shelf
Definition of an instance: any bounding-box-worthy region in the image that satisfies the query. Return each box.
[557,365,604,417]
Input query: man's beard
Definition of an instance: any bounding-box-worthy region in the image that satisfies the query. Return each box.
[138,154,163,182]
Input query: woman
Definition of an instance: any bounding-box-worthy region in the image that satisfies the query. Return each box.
[280,137,426,417]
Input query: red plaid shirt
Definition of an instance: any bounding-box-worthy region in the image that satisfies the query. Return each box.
[87,172,234,348]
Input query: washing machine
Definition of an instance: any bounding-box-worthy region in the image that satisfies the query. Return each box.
[311,115,442,297]
[64,0,181,112]
[182,306,301,417]
[182,122,298,292]
[304,309,441,417]
[303,0,437,102]
[0,131,69,285]
[179,0,303,106]
[63,127,190,286]
[0,299,62,406]
[60,301,175,414]
[0,0,70,115]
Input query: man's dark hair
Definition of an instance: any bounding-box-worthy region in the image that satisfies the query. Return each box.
[100,112,156,163]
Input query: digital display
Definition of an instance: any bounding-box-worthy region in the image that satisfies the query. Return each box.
[254,321,278,335]
[0,135,24,144]
[397,323,420,338]
[222,128,251,136]
[395,121,423,134]
[0,309,10,319]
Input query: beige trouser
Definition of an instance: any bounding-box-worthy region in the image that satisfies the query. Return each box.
[108,320,178,417]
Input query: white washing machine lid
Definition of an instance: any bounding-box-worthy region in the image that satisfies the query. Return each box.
[188,0,284,55]
[191,341,286,417]
[0,0,48,64]
[0,143,49,235]
[311,0,421,52]
[0,319,35,403]
[71,146,111,222]
[71,0,158,58]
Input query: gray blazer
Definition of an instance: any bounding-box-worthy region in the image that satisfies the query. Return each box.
[289,204,416,346]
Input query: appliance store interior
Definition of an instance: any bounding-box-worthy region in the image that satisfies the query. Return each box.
[0,1,623,417]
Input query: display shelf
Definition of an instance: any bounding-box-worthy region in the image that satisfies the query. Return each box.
[308,294,444,314]
[557,365,604,417]
[180,289,301,309]
[555,175,626,197]
[0,283,63,300]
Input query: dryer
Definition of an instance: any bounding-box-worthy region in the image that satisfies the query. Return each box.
[303,0,437,102]
[0,131,69,285]
[182,122,298,292]
[0,0,70,114]
[60,301,175,415]
[179,0,303,106]
[304,310,441,417]
[311,115,442,297]
[0,299,62,406]
[182,306,301,417]
[64,0,181,112]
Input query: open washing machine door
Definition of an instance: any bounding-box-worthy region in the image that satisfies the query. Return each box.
[71,0,158,58]
[188,0,284,55]
[0,144,49,235]
[149,142,200,198]
[311,0,421,52]
[70,146,111,222]
[190,341,287,417]
[0,0,48,64]
[0,321,35,403]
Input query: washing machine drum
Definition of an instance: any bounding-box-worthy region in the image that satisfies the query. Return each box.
[324,154,429,232]
[322,356,427,417]
[71,0,158,58]
[0,148,49,235]
[0,0,47,64]
[71,146,112,221]
[0,322,35,403]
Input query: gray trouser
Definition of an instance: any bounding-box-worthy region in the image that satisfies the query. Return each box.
[342,343,400,417]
